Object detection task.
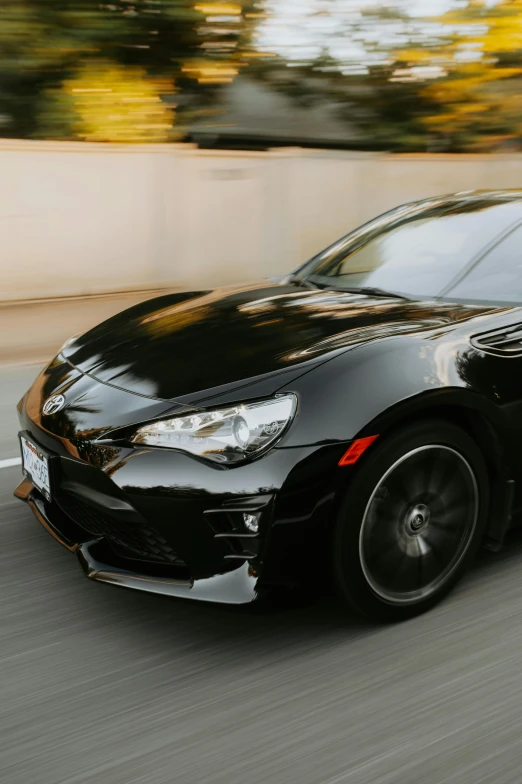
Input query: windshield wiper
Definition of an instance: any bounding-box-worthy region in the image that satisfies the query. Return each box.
[329,285,415,301]
[283,274,321,290]
[284,276,414,300]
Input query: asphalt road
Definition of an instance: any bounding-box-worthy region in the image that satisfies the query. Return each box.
[2,363,522,784]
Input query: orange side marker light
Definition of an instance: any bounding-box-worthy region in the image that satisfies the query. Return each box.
[338,435,379,466]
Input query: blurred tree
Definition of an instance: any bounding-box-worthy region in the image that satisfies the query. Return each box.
[397,1,522,150]
[248,4,450,151]
[0,0,257,140]
[39,62,176,142]
[4,0,522,149]
[249,1,522,152]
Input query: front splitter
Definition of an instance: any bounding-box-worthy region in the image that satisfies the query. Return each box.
[15,479,261,605]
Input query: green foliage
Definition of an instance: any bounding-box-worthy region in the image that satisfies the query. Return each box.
[4,0,522,149]
[250,1,522,152]
[411,1,522,150]
[0,0,255,139]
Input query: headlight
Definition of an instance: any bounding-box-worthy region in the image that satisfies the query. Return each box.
[131,394,297,465]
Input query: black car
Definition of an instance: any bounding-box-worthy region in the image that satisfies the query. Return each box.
[15,190,522,621]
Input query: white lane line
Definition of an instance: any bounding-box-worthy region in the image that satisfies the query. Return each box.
[0,457,22,469]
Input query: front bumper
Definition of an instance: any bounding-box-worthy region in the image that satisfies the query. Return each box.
[15,420,343,604]
[15,479,260,603]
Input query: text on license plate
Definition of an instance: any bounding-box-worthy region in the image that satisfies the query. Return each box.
[21,436,51,500]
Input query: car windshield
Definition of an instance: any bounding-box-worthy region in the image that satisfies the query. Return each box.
[301,199,522,303]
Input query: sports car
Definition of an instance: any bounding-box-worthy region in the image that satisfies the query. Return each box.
[15,190,522,621]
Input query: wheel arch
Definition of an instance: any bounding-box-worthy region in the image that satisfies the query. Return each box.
[356,389,516,548]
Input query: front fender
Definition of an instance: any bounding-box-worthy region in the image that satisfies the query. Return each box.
[277,336,516,475]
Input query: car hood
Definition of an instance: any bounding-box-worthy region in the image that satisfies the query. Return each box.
[62,282,497,404]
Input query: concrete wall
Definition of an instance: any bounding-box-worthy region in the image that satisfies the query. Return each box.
[2,139,522,301]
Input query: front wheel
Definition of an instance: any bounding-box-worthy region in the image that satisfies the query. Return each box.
[333,420,489,622]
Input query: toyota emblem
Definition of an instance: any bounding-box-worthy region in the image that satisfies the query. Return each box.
[42,394,65,415]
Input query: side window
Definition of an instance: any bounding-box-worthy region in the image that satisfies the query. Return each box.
[447,224,522,302]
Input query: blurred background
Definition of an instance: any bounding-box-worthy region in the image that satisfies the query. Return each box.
[2,0,522,360]
[3,5,522,784]
[3,0,522,150]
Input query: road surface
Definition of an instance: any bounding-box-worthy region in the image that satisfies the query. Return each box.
[2,363,522,784]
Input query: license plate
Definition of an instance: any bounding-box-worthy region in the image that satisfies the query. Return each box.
[20,436,51,500]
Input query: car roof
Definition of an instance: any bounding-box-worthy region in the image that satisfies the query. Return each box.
[427,189,522,200]
[405,190,522,213]
[362,190,522,235]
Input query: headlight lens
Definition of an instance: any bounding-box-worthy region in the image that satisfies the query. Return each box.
[131,394,297,465]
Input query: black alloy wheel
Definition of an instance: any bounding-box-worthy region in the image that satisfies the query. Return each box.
[333,420,489,622]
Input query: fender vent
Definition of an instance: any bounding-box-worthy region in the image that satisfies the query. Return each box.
[471,324,522,357]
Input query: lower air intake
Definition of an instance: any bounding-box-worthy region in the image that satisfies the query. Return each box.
[56,493,186,567]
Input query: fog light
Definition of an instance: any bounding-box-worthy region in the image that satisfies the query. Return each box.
[243,513,259,533]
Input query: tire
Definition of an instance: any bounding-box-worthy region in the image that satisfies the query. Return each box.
[333,419,490,622]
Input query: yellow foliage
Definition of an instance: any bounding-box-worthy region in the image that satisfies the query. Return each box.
[396,1,522,146]
[194,3,241,15]
[443,1,522,54]
[64,62,175,143]
[182,60,239,83]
